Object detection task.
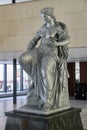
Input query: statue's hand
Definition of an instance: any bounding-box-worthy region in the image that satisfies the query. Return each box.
[45,37,53,46]
[27,44,32,50]
[45,37,56,48]
[27,40,35,50]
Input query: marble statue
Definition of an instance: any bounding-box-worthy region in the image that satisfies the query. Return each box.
[19,7,70,112]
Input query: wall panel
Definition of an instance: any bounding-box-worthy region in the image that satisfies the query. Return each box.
[0,0,87,58]
[80,62,87,84]
[68,63,75,97]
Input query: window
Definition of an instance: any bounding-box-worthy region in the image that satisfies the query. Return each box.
[0,0,36,5]
[23,70,29,91]
[0,64,4,92]
[0,63,30,94]
[16,0,32,3]
[7,65,13,92]
[75,61,80,82]
[17,65,21,91]
[0,0,12,5]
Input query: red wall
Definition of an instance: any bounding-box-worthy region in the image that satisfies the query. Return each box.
[68,63,75,97]
[80,62,87,84]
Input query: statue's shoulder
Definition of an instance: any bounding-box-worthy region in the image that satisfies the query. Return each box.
[38,24,47,36]
[40,24,46,30]
[36,24,46,36]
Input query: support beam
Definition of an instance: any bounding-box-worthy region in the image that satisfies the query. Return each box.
[13,59,17,104]
[12,0,15,3]
[3,64,7,92]
[20,66,23,91]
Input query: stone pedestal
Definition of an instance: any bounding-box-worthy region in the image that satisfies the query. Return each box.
[5,108,83,130]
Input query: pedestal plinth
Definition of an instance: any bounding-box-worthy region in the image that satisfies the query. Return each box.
[5,108,83,130]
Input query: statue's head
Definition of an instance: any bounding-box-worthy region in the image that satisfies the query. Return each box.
[40,7,56,23]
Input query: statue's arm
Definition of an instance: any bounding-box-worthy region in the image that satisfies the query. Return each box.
[27,31,41,50]
[54,35,70,46]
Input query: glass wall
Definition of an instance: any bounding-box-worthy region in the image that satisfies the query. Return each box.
[0,0,35,5]
[0,0,12,5]
[23,70,29,91]
[7,65,13,92]
[0,63,29,93]
[17,65,21,91]
[75,61,80,82]
[16,0,32,3]
[0,64,4,92]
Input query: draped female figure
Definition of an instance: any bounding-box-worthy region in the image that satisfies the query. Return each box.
[19,7,70,111]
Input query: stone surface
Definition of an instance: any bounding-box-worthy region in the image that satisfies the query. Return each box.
[5,108,83,130]
[19,7,70,111]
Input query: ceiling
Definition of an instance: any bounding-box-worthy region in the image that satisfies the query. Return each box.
[68,47,87,62]
[0,47,87,64]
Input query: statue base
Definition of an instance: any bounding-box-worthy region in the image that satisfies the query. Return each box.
[17,104,70,115]
[5,108,83,130]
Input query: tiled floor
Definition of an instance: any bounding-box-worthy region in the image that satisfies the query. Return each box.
[0,96,87,130]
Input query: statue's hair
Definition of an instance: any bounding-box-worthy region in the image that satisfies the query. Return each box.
[41,7,54,16]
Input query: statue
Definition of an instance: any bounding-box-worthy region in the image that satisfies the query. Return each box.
[19,7,70,112]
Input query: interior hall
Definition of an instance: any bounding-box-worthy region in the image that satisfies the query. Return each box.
[0,0,87,130]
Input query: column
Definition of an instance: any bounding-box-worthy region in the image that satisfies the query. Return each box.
[12,0,15,3]
[20,66,23,91]
[13,59,17,104]
[3,64,7,92]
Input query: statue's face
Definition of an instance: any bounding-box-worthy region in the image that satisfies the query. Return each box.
[41,13,52,23]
